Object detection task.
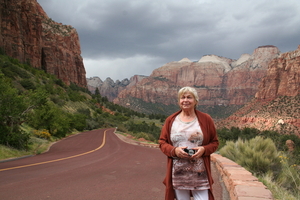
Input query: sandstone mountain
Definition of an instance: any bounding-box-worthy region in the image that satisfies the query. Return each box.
[87,45,300,137]
[87,75,147,101]
[88,46,279,115]
[0,0,86,87]
[217,45,300,136]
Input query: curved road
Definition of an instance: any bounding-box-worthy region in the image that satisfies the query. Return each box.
[0,128,166,200]
[0,128,226,200]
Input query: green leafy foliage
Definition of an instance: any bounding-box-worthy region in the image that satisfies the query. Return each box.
[19,79,36,90]
[27,102,72,138]
[0,53,156,151]
[0,73,32,149]
[69,113,87,132]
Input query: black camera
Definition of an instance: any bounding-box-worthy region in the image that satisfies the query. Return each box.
[183,148,196,156]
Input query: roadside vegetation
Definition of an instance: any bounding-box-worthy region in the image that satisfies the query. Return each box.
[0,51,166,160]
[218,127,300,199]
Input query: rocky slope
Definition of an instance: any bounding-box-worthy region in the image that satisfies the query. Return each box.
[255,45,300,100]
[0,0,86,87]
[217,45,300,136]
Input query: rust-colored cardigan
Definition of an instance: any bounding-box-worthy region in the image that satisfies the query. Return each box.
[159,110,219,200]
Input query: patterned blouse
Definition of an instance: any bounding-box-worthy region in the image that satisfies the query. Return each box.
[170,115,209,190]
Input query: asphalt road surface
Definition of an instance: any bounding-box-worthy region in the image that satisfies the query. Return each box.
[0,128,227,200]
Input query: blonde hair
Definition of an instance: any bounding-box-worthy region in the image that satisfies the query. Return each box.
[178,86,199,106]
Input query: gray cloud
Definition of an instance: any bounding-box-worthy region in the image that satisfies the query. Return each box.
[38,0,300,81]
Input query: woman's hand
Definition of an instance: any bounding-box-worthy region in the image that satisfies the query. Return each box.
[175,146,189,159]
[191,146,205,159]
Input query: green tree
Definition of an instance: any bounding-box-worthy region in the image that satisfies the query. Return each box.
[0,74,30,149]
[28,102,71,138]
[70,113,87,131]
[95,87,100,96]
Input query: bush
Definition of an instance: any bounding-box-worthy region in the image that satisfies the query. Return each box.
[220,136,281,175]
[70,114,87,131]
[33,129,51,140]
[1,62,31,79]
[0,74,32,149]
[0,126,31,150]
[27,102,72,138]
[86,119,101,130]
[20,79,36,90]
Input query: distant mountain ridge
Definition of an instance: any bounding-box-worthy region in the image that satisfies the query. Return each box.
[87,45,280,111]
[87,45,300,136]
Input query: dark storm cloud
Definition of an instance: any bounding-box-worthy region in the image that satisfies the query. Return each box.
[37,0,300,80]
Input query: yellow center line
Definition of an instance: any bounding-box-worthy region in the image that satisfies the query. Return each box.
[0,129,108,172]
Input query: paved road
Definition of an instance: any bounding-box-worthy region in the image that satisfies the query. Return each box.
[0,128,227,200]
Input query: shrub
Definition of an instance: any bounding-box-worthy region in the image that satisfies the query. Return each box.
[0,126,31,150]
[33,129,51,140]
[27,102,72,138]
[70,114,87,131]
[20,79,36,90]
[86,119,100,130]
[220,136,281,175]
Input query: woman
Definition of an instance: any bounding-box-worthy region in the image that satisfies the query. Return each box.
[159,86,219,200]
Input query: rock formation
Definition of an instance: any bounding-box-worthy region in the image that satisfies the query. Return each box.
[112,46,280,110]
[255,45,300,100]
[0,0,86,87]
[217,45,300,136]
[87,77,104,94]
[225,45,280,104]
[86,44,299,136]
[86,75,146,101]
[286,139,295,152]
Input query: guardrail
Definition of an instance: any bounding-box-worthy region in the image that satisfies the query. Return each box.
[211,154,273,200]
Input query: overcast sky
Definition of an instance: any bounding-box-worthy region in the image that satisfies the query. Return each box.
[37,0,300,81]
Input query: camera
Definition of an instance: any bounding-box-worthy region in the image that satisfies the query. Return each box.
[183,148,196,156]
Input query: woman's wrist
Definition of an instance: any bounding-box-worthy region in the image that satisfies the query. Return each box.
[170,147,177,157]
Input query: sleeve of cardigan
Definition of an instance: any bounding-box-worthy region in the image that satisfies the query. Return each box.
[159,119,177,158]
[202,114,219,156]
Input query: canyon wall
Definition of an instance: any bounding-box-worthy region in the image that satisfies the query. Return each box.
[0,0,86,87]
[217,45,300,136]
[255,45,300,100]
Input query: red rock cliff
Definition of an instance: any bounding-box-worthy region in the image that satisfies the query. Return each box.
[0,0,86,87]
[255,45,300,100]
[113,46,279,108]
[217,46,300,136]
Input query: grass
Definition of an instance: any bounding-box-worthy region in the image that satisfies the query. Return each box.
[0,123,80,161]
[0,145,31,161]
[0,137,52,161]
[260,173,299,200]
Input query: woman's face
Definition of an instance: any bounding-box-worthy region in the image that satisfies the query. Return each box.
[179,92,197,111]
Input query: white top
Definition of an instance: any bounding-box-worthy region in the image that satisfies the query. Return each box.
[171,115,209,190]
